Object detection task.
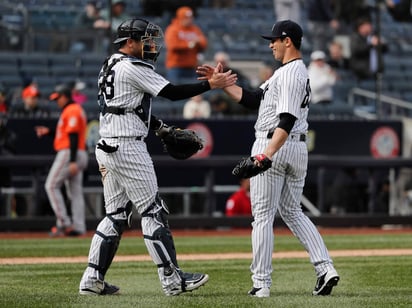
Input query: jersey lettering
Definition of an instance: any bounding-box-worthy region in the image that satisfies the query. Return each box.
[98,70,116,100]
[262,83,269,101]
[301,79,311,108]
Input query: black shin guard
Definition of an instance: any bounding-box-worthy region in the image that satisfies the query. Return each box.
[142,195,178,268]
[89,201,133,276]
[152,226,178,267]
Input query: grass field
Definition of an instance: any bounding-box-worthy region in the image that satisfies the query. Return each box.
[0,229,411,307]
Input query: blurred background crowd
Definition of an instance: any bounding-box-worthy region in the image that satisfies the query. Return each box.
[1,0,412,223]
[0,0,411,120]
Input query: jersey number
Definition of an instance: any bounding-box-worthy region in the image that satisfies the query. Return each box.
[300,79,311,108]
[98,70,115,100]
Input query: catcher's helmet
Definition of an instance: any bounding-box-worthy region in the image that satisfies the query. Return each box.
[113,18,163,62]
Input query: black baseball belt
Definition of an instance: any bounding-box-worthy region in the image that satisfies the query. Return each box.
[267,130,306,142]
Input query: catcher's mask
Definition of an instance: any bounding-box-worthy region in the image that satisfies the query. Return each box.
[113,18,163,62]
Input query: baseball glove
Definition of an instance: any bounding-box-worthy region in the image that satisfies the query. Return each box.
[232,154,272,179]
[156,125,203,160]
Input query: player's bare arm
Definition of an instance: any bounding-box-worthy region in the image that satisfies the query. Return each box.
[197,63,243,101]
[263,127,288,159]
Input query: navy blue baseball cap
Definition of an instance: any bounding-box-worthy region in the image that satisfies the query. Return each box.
[261,20,303,43]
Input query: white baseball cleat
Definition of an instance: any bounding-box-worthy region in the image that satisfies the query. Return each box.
[248,287,270,298]
[180,272,209,292]
[79,281,120,295]
[312,269,340,296]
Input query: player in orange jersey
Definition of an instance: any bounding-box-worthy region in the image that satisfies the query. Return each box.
[35,84,88,236]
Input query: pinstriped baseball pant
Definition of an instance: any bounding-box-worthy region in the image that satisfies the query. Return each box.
[249,136,334,289]
[95,139,158,215]
[81,138,181,290]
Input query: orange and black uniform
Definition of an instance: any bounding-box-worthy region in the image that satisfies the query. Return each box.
[45,99,88,236]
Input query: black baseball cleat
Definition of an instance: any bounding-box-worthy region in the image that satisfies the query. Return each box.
[312,269,340,295]
[178,271,209,292]
[79,281,120,295]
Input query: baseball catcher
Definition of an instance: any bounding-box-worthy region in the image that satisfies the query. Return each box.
[232,154,272,178]
[154,119,203,160]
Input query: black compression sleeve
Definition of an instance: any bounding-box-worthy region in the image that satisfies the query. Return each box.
[69,133,78,162]
[238,88,263,110]
[277,113,297,134]
[158,81,211,101]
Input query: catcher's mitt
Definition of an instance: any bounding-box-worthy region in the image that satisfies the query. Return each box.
[157,125,203,160]
[232,154,272,179]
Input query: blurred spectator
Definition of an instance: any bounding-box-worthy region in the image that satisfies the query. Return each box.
[0,113,18,217]
[401,175,412,215]
[69,80,88,105]
[376,179,390,213]
[255,61,277,87]
[213,51,252,90]
[0,83,9,114]
[308,50,337,105]
[349,17,388,81]
[209,51,256,117]
[327,41,350,70]
[329,168,367,213]
[332,0,371,34]
[9,83,49,118]
[164,6,208,83]
[225,178,252,216]
[307,0,339,52]
[142,0,202,16]
[74,1,108,30]
[208,93,233,117]
[183,94,211,119]
[273,0,302,25]
[385,0,412,22]
[71,1,110,53]
[100,0,131,34]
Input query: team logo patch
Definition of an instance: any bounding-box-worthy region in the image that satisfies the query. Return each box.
[186,122,213,158]
[370,126,400,158]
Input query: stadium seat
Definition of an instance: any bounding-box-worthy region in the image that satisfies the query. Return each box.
[49,65,81,79]
[0,75,23,89]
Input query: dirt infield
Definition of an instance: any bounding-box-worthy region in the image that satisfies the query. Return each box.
[1,227,412,265]
[1,248,412,265]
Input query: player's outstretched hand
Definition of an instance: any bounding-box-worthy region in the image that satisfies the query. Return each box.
[209,69,237,89]
[197,62,235,89]
[196,64,214,80]
[196,62,224,81]
[232,154,272,179]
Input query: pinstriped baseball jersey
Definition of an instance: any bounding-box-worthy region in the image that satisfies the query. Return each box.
[255,59,310,134]
[98,54,169,138]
